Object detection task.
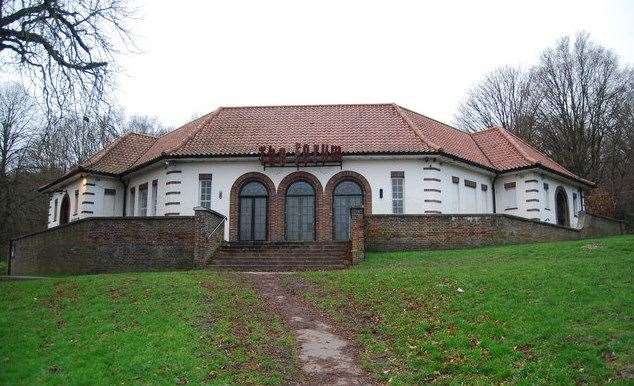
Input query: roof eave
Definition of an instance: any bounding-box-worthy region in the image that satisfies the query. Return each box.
[500,164,595,187]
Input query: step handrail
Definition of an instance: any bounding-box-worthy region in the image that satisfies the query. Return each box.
[207,217,226,240]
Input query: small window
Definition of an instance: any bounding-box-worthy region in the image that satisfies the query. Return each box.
[481,184,488,192]
[504,181,518,209]
[139,183,148,216]
[74,190,79,214]
[199,174,213,209]
[573,192,578,216]
[151,180,158,215]
[53,198,58,221]
[391,171,404,214]
[464,179,476,188]
[129,187,136,216]
[104,188,116,195]
[543,183,550,210]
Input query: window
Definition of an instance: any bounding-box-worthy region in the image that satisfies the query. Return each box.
[53,198,58,221]
[104,189,116,216]
[504,181,517,210]
[573,192,578,216]
[199,174,212,209]
[138,183,148,216]
[129,187,135,216]
[463,179,477,213]
[151,180,158,215]
[74,190,79,214]
[391,171,404,214]
[543,183,550,210]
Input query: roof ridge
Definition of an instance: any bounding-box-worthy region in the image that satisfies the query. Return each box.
[168,108,223,155]
[397,105,470,135]
[494,126,537,164]
[219,103,395,110]
[81,133,131,168]
[468,131,496,169]
[392,104,440,151]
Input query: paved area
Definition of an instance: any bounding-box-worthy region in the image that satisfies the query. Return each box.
[247,273,375,385]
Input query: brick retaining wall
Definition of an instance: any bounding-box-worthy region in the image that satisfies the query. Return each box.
[9,208,225,276]
[360,212,623,252]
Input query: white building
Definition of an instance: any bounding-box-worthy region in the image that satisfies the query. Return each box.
[40,104,592,242]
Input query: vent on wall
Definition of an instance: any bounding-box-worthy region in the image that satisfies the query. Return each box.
[452,176,459,184]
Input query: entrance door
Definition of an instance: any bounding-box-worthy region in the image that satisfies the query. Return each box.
[555,187,570,227]
[285,181,315,241]
[60,193,70,225]
[238,181,268,241]
[332,180,363,241]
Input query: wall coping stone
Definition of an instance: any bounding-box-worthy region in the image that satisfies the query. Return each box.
[193,206,227,219]
[368,213,581,232]
[12,215,196,241]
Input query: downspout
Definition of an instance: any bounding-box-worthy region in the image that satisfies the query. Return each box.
[122,179,128,217]
[491,173,499,213]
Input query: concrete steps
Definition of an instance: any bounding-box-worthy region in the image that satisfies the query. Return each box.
[211,241,350,271]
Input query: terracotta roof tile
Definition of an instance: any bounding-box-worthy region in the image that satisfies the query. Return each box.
[167,104,432,158]
[399,107,495,168]
[82,132,157,174]
[42,104,593,190]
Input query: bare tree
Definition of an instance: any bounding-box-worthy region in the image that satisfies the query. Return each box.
[123,114,167,135]
[533,32,631,182]
[455,66,541,141]
[0,0,134,115]
[0,82,37,177]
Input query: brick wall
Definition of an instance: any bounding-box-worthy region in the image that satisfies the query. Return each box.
[9,208,225,276]
[360,213,622,253]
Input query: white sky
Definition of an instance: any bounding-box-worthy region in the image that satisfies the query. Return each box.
[116,0,634,128]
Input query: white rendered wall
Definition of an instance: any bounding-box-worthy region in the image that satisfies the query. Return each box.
[47,175,124,228]
[48,157,585,234]
[494,170,584,228]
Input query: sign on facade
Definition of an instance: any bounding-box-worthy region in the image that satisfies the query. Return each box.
[259,144,342,168]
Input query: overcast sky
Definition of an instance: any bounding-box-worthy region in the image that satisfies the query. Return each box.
[116,0,634,129]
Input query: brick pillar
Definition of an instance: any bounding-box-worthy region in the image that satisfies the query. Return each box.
[349,207,365,263]
[194,207,226,267]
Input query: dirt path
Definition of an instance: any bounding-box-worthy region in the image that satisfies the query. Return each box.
[247,273,375,385]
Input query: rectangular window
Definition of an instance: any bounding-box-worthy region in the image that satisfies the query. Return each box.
[573,192,578,216]
[139,183,148,216]
[543,183,550,210]
[151,180,158,215]
[504,181,517,210]
[53,198,58,221]
[104,188,116,216]
[74,190,79,214]
[129,187,135,216]
[199,174,213,209]
[391,171,404,214]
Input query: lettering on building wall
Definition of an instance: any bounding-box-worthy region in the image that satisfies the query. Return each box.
[258,143,342,167]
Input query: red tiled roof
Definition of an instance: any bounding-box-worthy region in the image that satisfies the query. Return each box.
[40,104,593,191]
[82,132,157,174]
[472,127,593,185]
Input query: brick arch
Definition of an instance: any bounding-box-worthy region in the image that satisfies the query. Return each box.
[324,171,372,240]
[229,172,276,241]
[277,171,326,241]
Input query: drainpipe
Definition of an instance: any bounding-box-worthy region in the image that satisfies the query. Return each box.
[491,174,499,213]
[122,179,128,217]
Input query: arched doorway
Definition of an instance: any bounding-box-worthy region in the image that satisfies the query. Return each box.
[238,181,268,241]
[285,180,315,241]
[59,193,70,225]
[332,180,363,241]
[555,187,570,227]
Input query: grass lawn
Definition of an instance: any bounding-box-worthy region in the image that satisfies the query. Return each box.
[0,271,297,385]
[297,235,634,384]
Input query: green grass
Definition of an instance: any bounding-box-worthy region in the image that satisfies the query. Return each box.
[297,235,634,384]
[0,271,297,385]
